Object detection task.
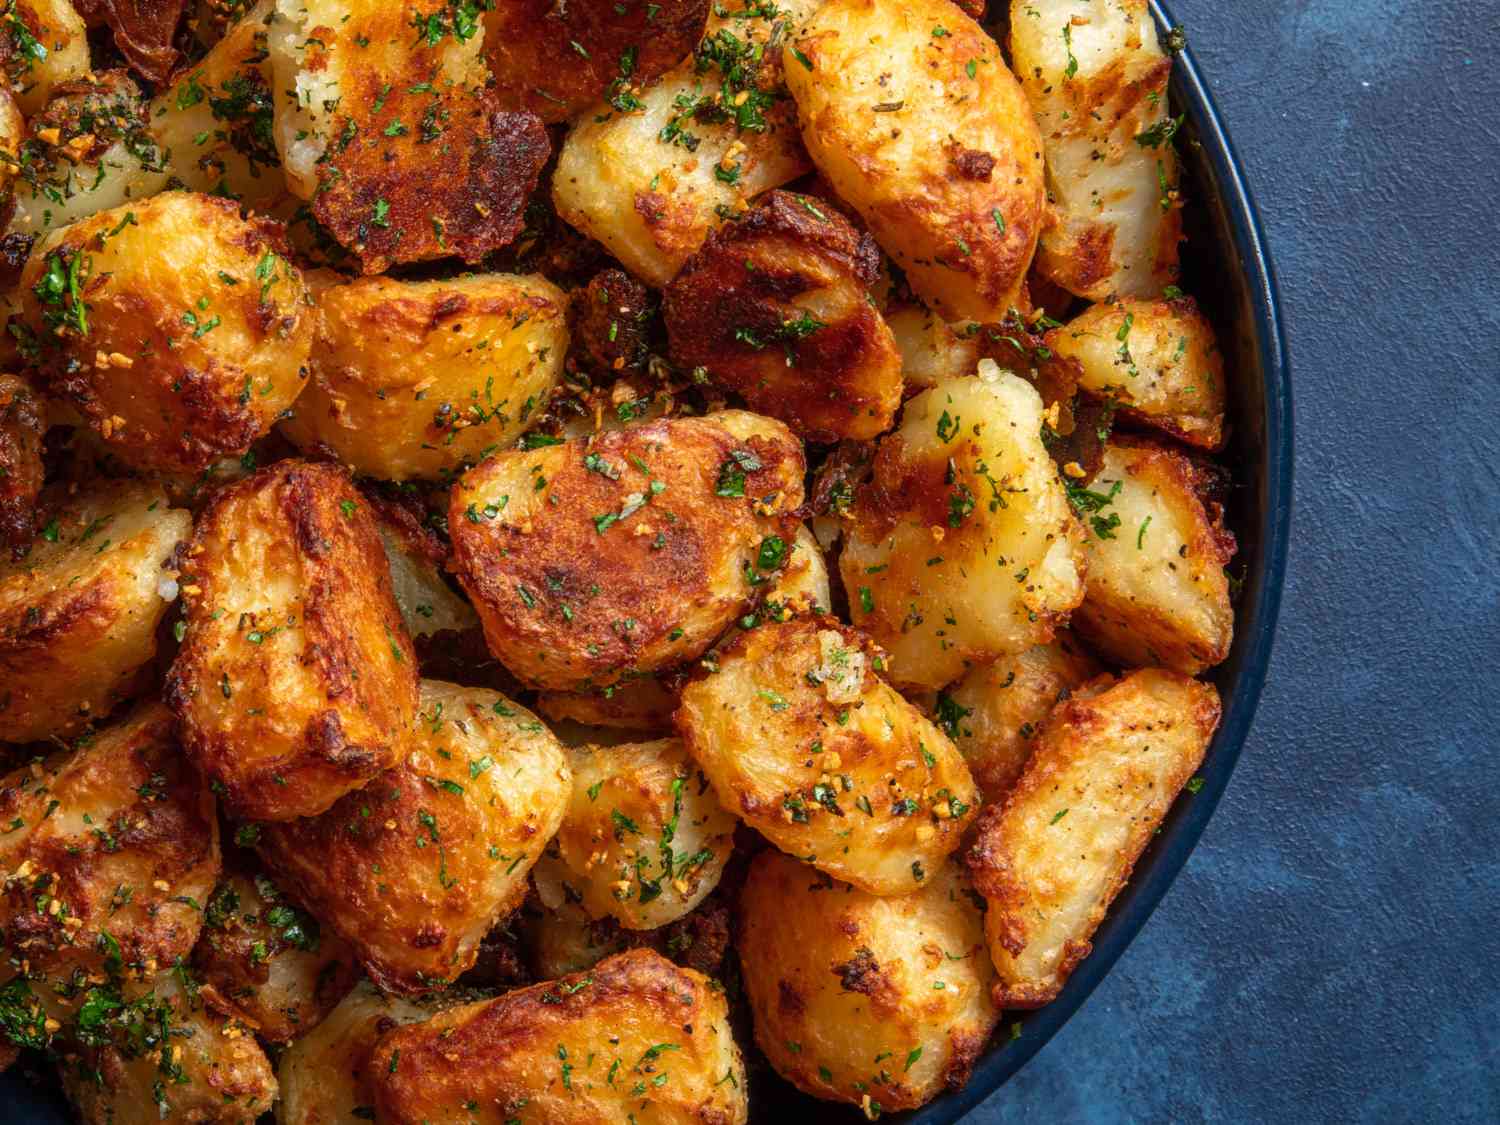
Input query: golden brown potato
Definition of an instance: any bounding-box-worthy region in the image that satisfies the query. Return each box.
[448,410,805,691]
[254,681,571,994]
[19,191,313,474]
[738,849,999,1113]
[0,84,19,193]
[532,738,736,930]
[194,866,360,1043]
[0,480,189,742]
[0,374,44,549]
[1046,295,1226,449]
[936,635,1100,803]
[267,0,549,272]
[369,949,748,1125]
[665,189,902,442]
[1010,0,1182,299]
[281,273,569,481]
[537,674,679,734]
[1072,440,1235,674]
[784,0,1045,322]
[840,363,1087,690]
[886,302,980,393]
[165,461,418,821]
[2,0,91,115]
[676,616,978,894]
[484,0,709,123]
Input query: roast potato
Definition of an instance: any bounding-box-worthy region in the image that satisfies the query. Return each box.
[368,948,748,1125]
[447,410,805,691]
[537,674,678,734]
[369,498,479,642]
[518,898,628,981]
[0,373,44,549]
[886,302,980,392]
[0,480,189,742]
[676,616,979,894]
[738,849,999,1114]
[165,460,418,821]
[2,0,90,115]
[784,0,1046,322]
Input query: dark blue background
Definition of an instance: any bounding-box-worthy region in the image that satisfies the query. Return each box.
[972,1,1500,1120]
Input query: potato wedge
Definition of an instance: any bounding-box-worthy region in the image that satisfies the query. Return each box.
[165,461,418,821]
[967,668,1219,1007]
[0,374,44,549]
[784,0,1045,322]
[2,0,90,115]
[738,849,999,1113]
[886,302,980,393]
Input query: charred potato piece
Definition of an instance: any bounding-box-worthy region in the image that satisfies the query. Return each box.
[72,0,186,84]
[1046,296,1227,450]
[19,191,313,473]
[532,738,736,930]
[281,273,569,481]
[738,849,999,1113]
[484,0,709,123]
[968,668,1219,1006]
[2,0,90,115]
[165,461,418,822]
[886,302,980,393]
[369,949,748,1125]
[1072,440,1236,674]
[676,616,978,894]
[448,410,805,691]
[841,362,1086,690]
[665,189,902,442]
[0,374,44,550]
[0,480,189,742]
[569,268,651,378]
[784,0,1045,322]
[1010,0,1182,299]
[254,681,571,994]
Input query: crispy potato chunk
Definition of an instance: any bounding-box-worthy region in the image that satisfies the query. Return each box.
[2,0,90,115]
[281,273,569,481]
[968,668,1219,1006]
[254,681,571,993]
[738,849,998,1112]
[1010,0,1182,299]
[537,673,677,733]
[1046,295,1226,449]
[484,0,708,123]
[677,616,978,894]
[0,374,44,549]
[886,302,980,393]
[0,85,19,192]
[665,189,902,442]
[448,410,805,691]
[267,0,548,272]
[369,497,479,642]
[533,738,735,930]
[0,481,189,742]
[840,363,1086,690]
[19,192,313,473]
[1072,440,1235,674]
[936,635,1100,803]
[552,0,822,286]
[165,461,418,821]
[784,0,1045,322]
[568,268,651,379]
[369,949,748,1125]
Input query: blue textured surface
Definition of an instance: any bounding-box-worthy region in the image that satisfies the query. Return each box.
[970,1,1500,1121]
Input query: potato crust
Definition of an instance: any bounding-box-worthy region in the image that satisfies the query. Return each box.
[784,0,1046,322]
[0,480,189,743]
[967,668,1219,1007]
[738,849,999,1113]
[19,191,313,474]
[281,273,569,481]
[664,189,903,442]
[0,374,44,549]
[676,616,979,895]
[165,460,419,822]
[369,949,748,1125]
[447,410,805,691]
[253,681,571,994]
[2,0,90,115]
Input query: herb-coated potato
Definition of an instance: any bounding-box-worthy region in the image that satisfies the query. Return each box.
[532,738,736,930]
[0,374,44,549]
[3,0,90,115]
[369,949,748,1125]
[738,849,999,1114]
[0,84,19,192]
[0,480,189,742]
[1073,440,1235,674]
[840,363,1086,690]
[676,616,978,894]
[1046,295,1226,450]
[1009,0,1182,299]
[281,273,569,481]
[784,0,1045,322]
[19,191,313,474]
[886,302,980,393]
[448,410,805,691]
[967,668,1218,1006]
[253,681,571,994]
[165,461,418,821]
